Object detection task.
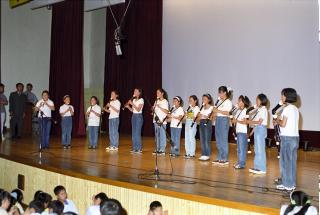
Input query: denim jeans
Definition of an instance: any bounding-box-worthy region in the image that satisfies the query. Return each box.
[215,116,230,161]
[170,127,182,155]
[280,136,299,187]
[1,112,6,138]
[38,117,52,148]
[132,114,143,151]
[109,117,120,147]
[154,122,167,152]
[199,119,212,156]
[253,125,267,172]
[185,119,197,156]
[61,116,72,146]
[236,132,248,167]
[88,126,99,147]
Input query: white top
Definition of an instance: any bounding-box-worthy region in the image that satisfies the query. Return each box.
[170,106,184,128]
[0,208,8,215]
[235,108,247,133]
[109,100,121,119]
[216,99,233,117]
[200,106,213,119]
[280,104,299,137]
[132,98,144,114]
[186,105,200,120]
[63,199,79,214]
[153,99,169,125]
[280,205,318,215]
[255,106,268,126]
[36,99,54,118]
[59,104,74,117]
[87,105,102,126]
[86,205,100,215]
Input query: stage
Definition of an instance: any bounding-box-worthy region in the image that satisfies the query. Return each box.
[0,134,319,214]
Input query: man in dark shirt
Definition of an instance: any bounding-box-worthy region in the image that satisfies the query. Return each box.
[9,83,27,139]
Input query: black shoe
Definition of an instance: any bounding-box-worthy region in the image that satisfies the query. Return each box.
[274,177,282,185]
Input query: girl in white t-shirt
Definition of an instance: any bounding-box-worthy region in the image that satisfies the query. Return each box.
[275,88,300,191]
[198,94,213,161]
[247,93,269,175]
[59,95,74,149]
[104,91,121,151]
[212,86,233,166]
[125,88,144,153]
[232,95,250,169]
[184,95,200,158]
[168,96,184,157]
[153,88,169,155]
[35,90,55,150]
[86,96,102,149]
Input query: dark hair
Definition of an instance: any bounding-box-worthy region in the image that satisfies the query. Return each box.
[16,83,24,88]
[134,88,143,99]
[100,199,122,215]
[63,95,70,101]
[49,200,64,215]
[95,192,108,203]
[218,86,232,98]
[53,186,66,196]
[257,93,268,106]
[238,95,251,108]
[189,95,199,106]
[111,90,119,97]
[157,88,168,100]
[11,189,23,204]
[281,88,297,104]
[284,191,311,215]
[202,93,213,105]
[42,90,49,96]
[0,83,4,88]
[34,191,52,205]
[27,83,33,88]
[0,191,11,204]
[28,200,45,213]
[173,96,184,107]
[90,96,99,105]
[149,201,162,211]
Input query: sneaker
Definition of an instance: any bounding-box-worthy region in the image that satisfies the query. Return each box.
[233,164,244,169]
[249,168,266,174]
[67,145,71,149]
[184,154,190,159]
[211,159,220,164]
[112,147,119,151]
[170,153,178,157]
[199,155,210,161]
[106,146,112,151]
[274,177,282,185]
[158,151,165,156]
[63,146,67,149]
[285,186,296,191]
[152,150,158,155]
[130,150,136,154]
[135,150,142,154]
[247,150,252,154]
[276,184,286,190]
[219,160,229,166]
[88,146,92,149]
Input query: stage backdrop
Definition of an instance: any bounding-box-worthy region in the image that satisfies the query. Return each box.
[49,0,85,136]
[103,0,163,136]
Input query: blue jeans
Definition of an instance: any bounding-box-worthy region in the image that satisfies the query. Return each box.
[154,122,167,152]
[199,119,212,156]
[38,117,51,148]
[88,126,99,147]
[109,118,120,147]
[185,119,197,156]
[215,116,230,161]
[132,114,143,151]
[170,127,182,155]
[61,116,72,146]
[236,133,248,167]
[280,136,299,187]
[253,125,267,171]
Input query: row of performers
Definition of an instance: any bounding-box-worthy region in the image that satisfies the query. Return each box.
[34,86,299,191]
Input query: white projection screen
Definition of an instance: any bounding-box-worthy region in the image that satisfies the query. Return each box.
[162,0,320,131]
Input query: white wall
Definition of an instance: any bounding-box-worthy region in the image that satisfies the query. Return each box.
[163,0,320,131]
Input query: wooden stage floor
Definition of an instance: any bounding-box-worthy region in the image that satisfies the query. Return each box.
[0,134,319,212]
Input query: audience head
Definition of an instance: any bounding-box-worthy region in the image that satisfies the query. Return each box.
[149,201,163,215]
[256,93,268,107]
[0,191,11,210]
[48,200,64,215]
[281,88,298,104]
[100,199,123,215]
[93,192,108,205]
[34,191,52,209]
[26,83,33,91]
[218,86,232,99]
[54,185,68,202]
[24,200,45,215]
[11,189,24,204]
[0,83,4,93]
[16,83,24,92]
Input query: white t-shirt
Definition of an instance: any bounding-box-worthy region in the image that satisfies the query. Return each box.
[63,199,79,214]
[280,104,299,137]
[153,99,169,125]
[132,98,144,114]
[186,105,200,120]
[200,105,213,119]
[170,106,184,128]
[280,205,318,215]
[255,106,268,126]
[235,108,247,133]
[217,99,233,117]
[109,100,121,119]
[86,205,100,215]
[59,104,74,117]
[36,99,54,118]
[87,105,102,126]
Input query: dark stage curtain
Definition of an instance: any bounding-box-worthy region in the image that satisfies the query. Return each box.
[104,0,163,136]
[49,0,85,136]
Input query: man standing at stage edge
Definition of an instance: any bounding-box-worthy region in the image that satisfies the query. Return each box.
[9,83,27,139]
